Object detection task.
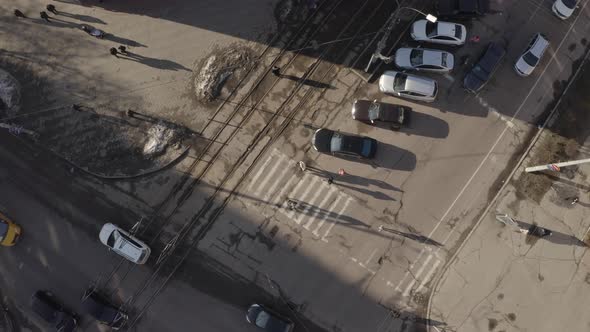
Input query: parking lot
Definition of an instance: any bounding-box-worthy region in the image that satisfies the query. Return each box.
[1,0,590,331]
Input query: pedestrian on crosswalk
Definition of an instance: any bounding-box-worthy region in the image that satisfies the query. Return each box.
[110,47,119,57]
[46,4,58,15]
[40,11,50,22]
[326,176,334,185]
[271,66,281,77]
[286,198,299,210]
[14,9,26,18]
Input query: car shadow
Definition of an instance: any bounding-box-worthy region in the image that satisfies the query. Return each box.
[374,142,417,171]
[368,110,450,139]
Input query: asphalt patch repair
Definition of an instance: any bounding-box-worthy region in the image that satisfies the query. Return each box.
[513,54,590,207]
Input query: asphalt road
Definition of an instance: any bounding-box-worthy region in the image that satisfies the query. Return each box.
[0,131,263,332]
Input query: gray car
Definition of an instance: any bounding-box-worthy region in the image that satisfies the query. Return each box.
[379,70,438,102]
[394,47,454,73]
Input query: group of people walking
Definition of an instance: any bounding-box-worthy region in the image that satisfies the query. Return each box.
[14,4,58,22]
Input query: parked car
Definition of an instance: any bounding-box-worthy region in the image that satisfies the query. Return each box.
[463,42,506,93]
[436,0,489,18]
[410,20,467,46]
[246,304,294,332]
[0,211,21,246]
[312,128,377,159]
[552,0,578,19]
[514,33,549,77]
[352,99,411,129]
[81,288,128,330]
[99,223,151,264]
[31,290,78,332]
[379,70,438,102]
[394,47,454,73]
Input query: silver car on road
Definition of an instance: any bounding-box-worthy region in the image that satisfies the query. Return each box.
[394,47,454,73]
[410,20,467,46]
[99,223,151,264]
[379,70,438,102]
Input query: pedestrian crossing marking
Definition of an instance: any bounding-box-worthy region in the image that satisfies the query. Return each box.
[246,148,355,242]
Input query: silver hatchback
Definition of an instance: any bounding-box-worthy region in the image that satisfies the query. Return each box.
[514,33,549,77]
[395,47,454,73]
[379,71,438,102]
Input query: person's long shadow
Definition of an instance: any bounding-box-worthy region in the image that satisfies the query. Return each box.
[56,11,106,24]
[279,74,335,89]
[333,182,394,200]
[379,226,443,247]
[103,34,147,47]
[118,52,192,72]
[513,219,587,247]
[287,199,369,228]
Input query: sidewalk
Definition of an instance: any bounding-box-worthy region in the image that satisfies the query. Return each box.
[428,41,590,332]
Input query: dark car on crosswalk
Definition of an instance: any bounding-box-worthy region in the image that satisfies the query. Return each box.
[312,128,377,159]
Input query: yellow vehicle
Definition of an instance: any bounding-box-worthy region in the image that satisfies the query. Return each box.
[0,211,21,246]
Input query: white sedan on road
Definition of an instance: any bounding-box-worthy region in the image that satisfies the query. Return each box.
[394,47,454,73]
[552,0,578,19]
[99,223,151,264]
[410,20,467,46]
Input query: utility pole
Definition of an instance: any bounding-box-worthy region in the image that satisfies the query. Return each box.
[525,158,590,173]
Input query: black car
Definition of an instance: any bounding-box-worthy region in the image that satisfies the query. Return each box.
[246,304,294,332]
[463,42,506,93]
[31,290,77,332]
[312,128,377,159]
[436,0,489,18]
[81,288,128,330]
[352,99,411,129]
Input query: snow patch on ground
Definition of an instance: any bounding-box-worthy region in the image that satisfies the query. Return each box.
[143,122,175,157]
[0,69,21,116]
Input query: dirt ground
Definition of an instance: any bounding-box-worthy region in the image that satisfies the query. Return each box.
[514,47,590,205]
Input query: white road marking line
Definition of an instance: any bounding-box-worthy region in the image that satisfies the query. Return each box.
[286,176,319,221]
[313,195,343,237]
[401,254,433,296]
[297,178,327,225]
[272,175,298,206]
[365,248,378,266]
[416,258,441,293]
[253,153,287,196]
[321,197,352,242]
[304,186,336,230]
[247,149,277,192]
[263,160,295,202]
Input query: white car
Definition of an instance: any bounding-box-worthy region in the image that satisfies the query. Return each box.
[410,20,467,46]
[552,0,577,19]
[394,47,454,73]
[99,223,151,264]
[514,33,549,77]
[379,70,438,102]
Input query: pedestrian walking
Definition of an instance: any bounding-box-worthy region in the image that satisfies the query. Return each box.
[271,66,281,77]
[286,199,298,210]
[40,11,50,22]
[571,197,579,205]
[326,176,334,185]
[46,4,58,15]
[118,45,127,54]
[14,9,26,18]
[110,47,119,57]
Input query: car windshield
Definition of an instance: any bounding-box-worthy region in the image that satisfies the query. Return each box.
[368,102,380,121]
[426,22,437,37]
[255,311,271,328]
[330,132,343,152]
[471,65,489,81]
[454,25,462,39]
[0,219,7,240]
[522,51,539,66]
[393,73,407,92]
[563,0,576,9]
[409,49,424,66]
[117,231,142,248]
[107,232,117,248]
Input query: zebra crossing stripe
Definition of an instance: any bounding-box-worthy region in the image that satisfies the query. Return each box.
[284,173,311,219]
[272,175,298,206]
[253,153,286,196]
[262,160,295,202]
[287,176,320,221]
[312,192,341,236]
[296,179,327,225]
[402,254,433,296]
[320,197,352,242]
[305,186,337,230]
[247,149,277,192]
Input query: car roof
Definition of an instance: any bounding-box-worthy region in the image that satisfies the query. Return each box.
[312,128,334,153]
[436,21,458,36]
[530,34,549,55]
[404,74,437,95]
[82,291,120,322]
[478,42,506,73]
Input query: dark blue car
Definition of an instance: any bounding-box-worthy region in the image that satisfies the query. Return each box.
[312,128,378,159]
[463,42,506,93]
[247,304,294,332]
